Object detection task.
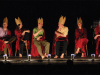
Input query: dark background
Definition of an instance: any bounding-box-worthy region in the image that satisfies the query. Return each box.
[0,1,99,56]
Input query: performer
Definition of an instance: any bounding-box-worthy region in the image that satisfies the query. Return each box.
[94,20,100,57]
[32,17,50,59]
[75,17,88,57]
[14,17,30,57]
[0,17,15,57]
[53,15,69,58]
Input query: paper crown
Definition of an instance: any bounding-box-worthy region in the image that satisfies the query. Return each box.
[38,17,43,24]
[3,17,8,24]
[15,17,22,25]
[77,17,82,24]
[58,15,66,25]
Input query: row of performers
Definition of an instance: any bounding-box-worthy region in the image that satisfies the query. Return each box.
[0,16,100,59]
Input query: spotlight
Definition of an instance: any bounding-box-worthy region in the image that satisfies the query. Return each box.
[3,54,7,61]
[71,54,75,60]
[28,54,31,61]
[91,54,95,61]
[47,54,51,59]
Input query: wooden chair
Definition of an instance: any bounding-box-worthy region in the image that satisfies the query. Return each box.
[15,46,28,56]
[74,44,88,56]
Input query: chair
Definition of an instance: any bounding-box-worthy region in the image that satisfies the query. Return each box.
[15,45,28,56]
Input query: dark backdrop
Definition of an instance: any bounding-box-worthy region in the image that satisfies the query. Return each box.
[0,1,100,56]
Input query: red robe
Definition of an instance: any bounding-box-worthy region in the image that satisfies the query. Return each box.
[0,30,13,56]
[94,25,100,56]
[31,30,45,57]
[52,27,68,55]
[14,29,30,51]
[75,28,88,57]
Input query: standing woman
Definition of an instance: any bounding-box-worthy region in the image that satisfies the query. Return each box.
[14,17,30,57]
[75,17,88,57]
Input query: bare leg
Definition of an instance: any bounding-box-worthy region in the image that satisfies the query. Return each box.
[41,56,45,59]
[98,54,100,57]
[76,47,80,54]
[81,53,84,57]
[54,55,58,58]
[60,53,64,58]
[44,53,47,58]
[19,53,22,57]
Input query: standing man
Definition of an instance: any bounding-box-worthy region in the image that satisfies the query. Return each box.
[32,17,50,59]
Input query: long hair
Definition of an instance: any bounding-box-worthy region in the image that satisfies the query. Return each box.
[77,23,84,29]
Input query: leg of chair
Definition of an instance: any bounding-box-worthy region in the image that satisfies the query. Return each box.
[74,45,76,56]
[15,50,17,56]
[26,46,28,56]
[86,44,88,56]
[65,50,67,56]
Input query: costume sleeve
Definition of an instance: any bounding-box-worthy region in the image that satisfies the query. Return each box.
[75,29,80,39]
[14,30,23,40]
[63,27,68,37]
[94,27,98,35]
[83,28,87,38]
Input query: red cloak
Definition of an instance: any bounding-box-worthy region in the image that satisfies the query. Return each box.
[94,25,100,56]
[0,30,13,56]
[14,29,30,52]
[52,27,68,55]
[31,30,45,57]
[75,28,88,57]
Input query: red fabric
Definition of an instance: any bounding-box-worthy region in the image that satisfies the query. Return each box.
[52,27,68,55]
[14,29,30,51]
[0,30,13,56]
[75,28,88,57]
[31,30,45,57]
[94,25,100,56]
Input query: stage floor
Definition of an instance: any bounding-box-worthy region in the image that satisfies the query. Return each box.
[0,56,100,65]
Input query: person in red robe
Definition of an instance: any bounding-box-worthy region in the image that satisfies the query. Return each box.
[75,17,88,57]
[31,30,45,57]
[31,17,50,59]
[52,15,69,58]
[14,17,30,57]
[94,20,100,57]
[0,17,13,57]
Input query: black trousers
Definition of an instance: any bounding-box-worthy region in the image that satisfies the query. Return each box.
[19,32,29,54]
[56,41,68,56]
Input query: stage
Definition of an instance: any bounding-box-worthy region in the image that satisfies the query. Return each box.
[0,56,100,65]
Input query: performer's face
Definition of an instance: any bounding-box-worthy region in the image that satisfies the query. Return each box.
[19,23,23,29]
[58,23,63,28]
[38,23,43,28]
[3,23,8,28]
[78,23,82,28]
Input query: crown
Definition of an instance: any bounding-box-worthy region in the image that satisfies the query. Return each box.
[58,15,66,25]
[3,17,8,24]
[15,17,22,25]
[77,17,82,24]
[38,17,43,24]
